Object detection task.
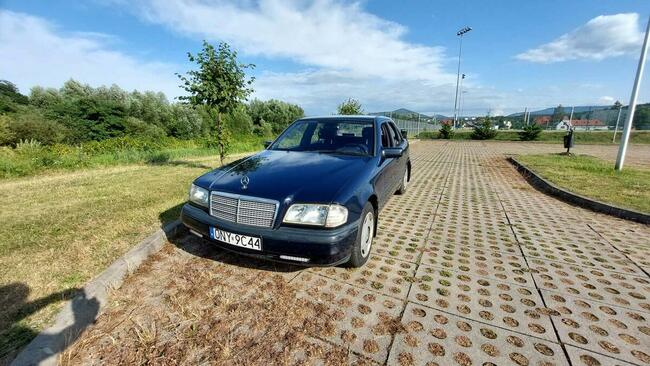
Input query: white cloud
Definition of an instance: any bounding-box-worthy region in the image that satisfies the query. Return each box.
[516,13,644,63]
[0,10,181,98]
[253,69,514,116]
[126,0,455,84]
[598,96,615,104]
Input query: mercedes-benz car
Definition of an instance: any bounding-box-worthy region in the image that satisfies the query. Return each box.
[180,115,410,267]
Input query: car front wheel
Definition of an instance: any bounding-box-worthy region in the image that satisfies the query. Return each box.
[348,202,375,267]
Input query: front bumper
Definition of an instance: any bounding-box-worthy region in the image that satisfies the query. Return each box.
[180,203,357,266]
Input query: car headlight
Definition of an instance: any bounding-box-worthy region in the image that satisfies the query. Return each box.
[189,184,209,207]
[283,204,348,228]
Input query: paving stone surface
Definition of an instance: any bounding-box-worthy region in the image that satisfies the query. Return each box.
[64,141,650,365]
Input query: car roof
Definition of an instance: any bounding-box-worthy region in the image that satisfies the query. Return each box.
[297,115,392,123]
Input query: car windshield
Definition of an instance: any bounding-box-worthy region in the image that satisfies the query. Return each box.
[270,120,374,156]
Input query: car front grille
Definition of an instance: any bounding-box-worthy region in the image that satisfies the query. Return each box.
[209,192,278,228]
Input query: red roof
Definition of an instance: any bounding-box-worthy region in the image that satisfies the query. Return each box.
[571,119,605,126]
[533,116,551,125]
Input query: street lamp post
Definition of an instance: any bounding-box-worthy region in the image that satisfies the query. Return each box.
[616,15,650,170]
[453,26,472,129]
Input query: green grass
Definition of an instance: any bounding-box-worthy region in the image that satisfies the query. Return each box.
[0,150,257,361]
[418,130,650,144]
[516,154,650,213]
[0,135,266,179]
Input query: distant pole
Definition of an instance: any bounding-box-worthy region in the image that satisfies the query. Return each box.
[453,27,472,129]
[568,106,574,128]
[612,105,623,143]
[616,15,650,171]
[523,107,528,126]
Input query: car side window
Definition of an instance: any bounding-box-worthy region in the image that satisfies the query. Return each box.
[388,122,402,145]
[384,123,397,147]
[380,123,392,148]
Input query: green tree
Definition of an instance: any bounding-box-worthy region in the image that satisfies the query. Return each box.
[337,98,363,115]
[0,80,28,105]
[177,41,255,164]
[438,123,454,139]
[633,103,650,130]
[518,123,543,141]
[471,117,498,140]
[247,99,304,134]
[552,104,565,125]
[0,114,15,145]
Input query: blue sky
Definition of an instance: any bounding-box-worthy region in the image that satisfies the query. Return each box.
[1,0,649,116]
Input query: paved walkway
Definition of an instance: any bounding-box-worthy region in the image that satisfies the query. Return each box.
[64,141,650,366]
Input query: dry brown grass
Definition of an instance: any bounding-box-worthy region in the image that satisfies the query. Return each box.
[0,154,250,362]
[61,238,378,365]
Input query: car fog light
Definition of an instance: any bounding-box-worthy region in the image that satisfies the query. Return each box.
[280,255,310,262]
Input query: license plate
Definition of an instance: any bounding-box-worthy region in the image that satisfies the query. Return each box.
[209,227,262,251]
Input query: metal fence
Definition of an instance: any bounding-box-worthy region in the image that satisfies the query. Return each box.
[393,119,439,137]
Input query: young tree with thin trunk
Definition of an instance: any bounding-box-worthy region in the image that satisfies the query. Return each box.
[177,41,255,164]
[337,98,363,115]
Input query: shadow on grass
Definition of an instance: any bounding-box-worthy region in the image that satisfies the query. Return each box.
[158,203,302,274]
[0,284,99,365]
[146,156,214,170]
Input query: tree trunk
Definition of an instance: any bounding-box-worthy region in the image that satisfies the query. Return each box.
[216,111,224,165]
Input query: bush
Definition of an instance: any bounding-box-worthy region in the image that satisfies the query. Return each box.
[146,151,171,164]
[471,119,498,140]
[0,115,15,145]
[252,121,273,137]
[518,124,543,141]
[123,116,167,139]
[8,111,70,145]
[224,108,253,136]
[438,124,454,139]
[248,99,304,134]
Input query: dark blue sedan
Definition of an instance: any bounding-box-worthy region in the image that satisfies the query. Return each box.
[180,115,410,267]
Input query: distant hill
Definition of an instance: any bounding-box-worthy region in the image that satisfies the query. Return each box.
[508,105,610,117]
[368,108,439,120]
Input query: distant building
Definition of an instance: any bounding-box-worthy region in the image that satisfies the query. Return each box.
[556,119,607,131]
[533,116,552,127]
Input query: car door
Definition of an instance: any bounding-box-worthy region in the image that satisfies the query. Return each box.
[387,121,408,189]
[375,122,399,208]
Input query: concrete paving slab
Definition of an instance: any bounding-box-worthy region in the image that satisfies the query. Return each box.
[387,302,569,366]
[542,290,650,365]
[309,255,416,299]
[565,345,640,366]
[294,272,405,363]
[420,242,534,287]
[409,264,557,341]
[530,258,650,313]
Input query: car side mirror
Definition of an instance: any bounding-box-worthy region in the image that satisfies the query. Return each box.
[263,140,273,148]
[382,147,403,159]
[400,129,408,139]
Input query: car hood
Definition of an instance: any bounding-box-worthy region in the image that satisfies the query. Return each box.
[195,149,371,204]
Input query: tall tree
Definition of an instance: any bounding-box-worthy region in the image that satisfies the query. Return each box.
[177,41,255,164]
[549,104,565,130]
[337,98,363,115]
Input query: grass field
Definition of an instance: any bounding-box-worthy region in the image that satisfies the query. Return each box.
[0,152,256,362]
[515,154,650,213]
[418,130,650,144]
[0,136,266,178]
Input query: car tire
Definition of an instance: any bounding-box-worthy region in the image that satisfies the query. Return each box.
[348,202,375,268]
[396,167,409,195]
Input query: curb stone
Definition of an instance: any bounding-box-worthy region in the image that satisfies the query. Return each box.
[508,156,649,225]
[11,220,185,366]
